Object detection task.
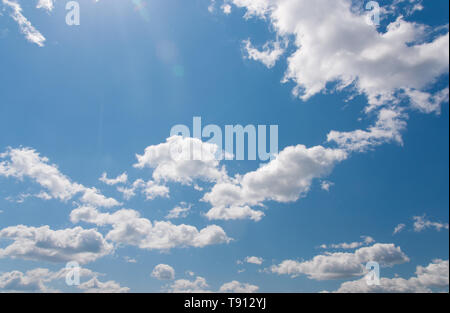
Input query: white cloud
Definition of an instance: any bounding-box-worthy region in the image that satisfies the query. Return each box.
[205,205,265,222]
[151,264,175,281]
[271,243,409,280]
[0,147,120,208]
[0,268,53,292]
[321,181,334,192]
[243,39,286,68]
[405,87,449,114]
[0,225,114,264]
[320,236,375,250]
[168,275,259,293]
[229,0,449,152]
[393,223,406,235]
[166,203,192,219]
[331,259,449,293]
[203,144,347,221]
[169,276,211,293]
[117,179,169,201]
[232,0,448,106]
[36,0,55,12]
[413,215,449,232]
[0,266,97,292]
[99,172,128,185]
[78,277,130,293]
[219,281,259,293]
[2,0,46,47]
[221,3,232,14]
[245,256,264,265]
[134,136,228,185]
[70,206,231,251]
[327,108,408,152]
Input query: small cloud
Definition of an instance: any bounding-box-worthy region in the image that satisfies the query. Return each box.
[393,223,406,235]
[413,215,449,232]
[166,203,192,219]
[221,4,232,14]
[151,264,175,281]
[99,172,128,185]
[321,181,334,192]
[245,256,264,265]
[124,256,137,263]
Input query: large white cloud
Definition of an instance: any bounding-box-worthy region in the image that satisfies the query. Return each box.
[225,0,449,153]
[70,206,231,250]
[134,136,228,185]
[331,259,449,293]
[230,0,448,106]
[0,225,114,264]
[271,243,409,280]
[36,0,55,12]
[203,144,347,221]
[0,147,120,208]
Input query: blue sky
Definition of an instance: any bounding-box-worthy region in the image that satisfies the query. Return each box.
[0,0,448,293]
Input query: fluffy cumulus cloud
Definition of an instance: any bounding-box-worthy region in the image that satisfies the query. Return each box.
[0,266,98,292]
[203,144,347,221]
[219,281,259,293]
[117,178,169,201]
[331,259,449,293]
[152,264,176,281]
[0,268,55,292]
[229,0,448,105]
[245,256,264,265]
[168,275,259,293]
[271,243,409,280]
[134,136,228,185]
[0,147,120,208]
[169,276,211,293]
[224,0,449,152]
[0,225,114,264]
[78,277,130,293]
[393,223,406,235]
[70,206,231,250]
[2,0,46,47]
